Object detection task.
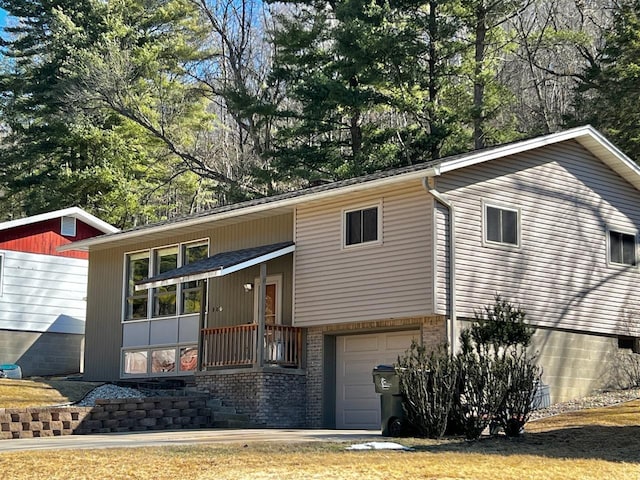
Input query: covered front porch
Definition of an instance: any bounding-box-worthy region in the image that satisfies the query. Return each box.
[201,323,303,368]
[136,241,305,372]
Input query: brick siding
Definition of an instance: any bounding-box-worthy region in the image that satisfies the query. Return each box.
[196,368,306,428]
[305,316,447,427]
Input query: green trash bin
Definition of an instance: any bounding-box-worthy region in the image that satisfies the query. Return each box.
[372,365,406,437]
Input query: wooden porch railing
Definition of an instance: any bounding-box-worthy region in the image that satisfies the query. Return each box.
[200,324,303,369]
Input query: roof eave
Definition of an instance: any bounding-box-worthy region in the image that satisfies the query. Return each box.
[135,243,296,289]
[59,167,439,251]
[58,125,640,252]
[0,207,119,235]
[438,125,640,189]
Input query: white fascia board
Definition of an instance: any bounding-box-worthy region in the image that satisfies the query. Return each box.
[438,126,640,188]
[0,207,119,234]
[136,268,224,290]
[437,126,592,173]
[61,171,438,251]
[136,244,296,290]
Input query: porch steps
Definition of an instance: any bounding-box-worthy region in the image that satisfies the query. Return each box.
[206,398,266,429]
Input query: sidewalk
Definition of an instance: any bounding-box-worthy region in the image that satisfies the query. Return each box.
[0,428,382,452]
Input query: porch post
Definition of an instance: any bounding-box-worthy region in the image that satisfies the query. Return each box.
[197,279,207,371]
[257,262,267,367]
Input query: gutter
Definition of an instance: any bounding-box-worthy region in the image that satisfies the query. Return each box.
[422,175,457,353]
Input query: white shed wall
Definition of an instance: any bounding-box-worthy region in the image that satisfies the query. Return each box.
[0,250,87,335]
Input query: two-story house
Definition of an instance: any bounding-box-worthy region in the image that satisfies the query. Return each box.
[64,126,640,429]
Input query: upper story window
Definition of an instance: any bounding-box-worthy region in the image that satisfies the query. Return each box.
[124,240,209,321]
[485,204,519,247]
[609,230,637,266]
[61,216,77,237]
[344,205,380,247]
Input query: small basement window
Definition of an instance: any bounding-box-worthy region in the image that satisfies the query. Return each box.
[618,336,640,353]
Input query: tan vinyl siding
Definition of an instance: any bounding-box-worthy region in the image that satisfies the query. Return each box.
[84,214,293,381]
[208,254,293,327]
[84,248,124,380]
[294,183,433,327]
[438,141,640,337]
[435,202,450,316]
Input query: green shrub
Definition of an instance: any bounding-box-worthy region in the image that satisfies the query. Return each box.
[458,294,541,439]
[452,329,508,440]
[396,342,458,438]
[397,295,541,440]
[494,350,542,436]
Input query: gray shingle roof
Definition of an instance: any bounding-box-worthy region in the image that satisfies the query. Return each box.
[136,241,295,287]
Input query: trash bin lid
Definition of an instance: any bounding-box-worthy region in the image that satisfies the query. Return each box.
[0,364,19,370]
[373,364,395,372]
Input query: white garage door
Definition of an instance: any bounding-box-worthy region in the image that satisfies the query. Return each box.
[335,330,418,429]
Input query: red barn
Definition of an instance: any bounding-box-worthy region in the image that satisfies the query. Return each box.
[0,208,118,376]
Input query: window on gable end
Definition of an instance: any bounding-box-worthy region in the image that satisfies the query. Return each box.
[61,216,77,237]
[609,230,637,266]
[485,205,519,247]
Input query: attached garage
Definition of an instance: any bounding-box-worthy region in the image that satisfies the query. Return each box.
[335,330,419,429]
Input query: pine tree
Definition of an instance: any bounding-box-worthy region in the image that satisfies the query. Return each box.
[268,0,468,184]
[571,0,640,162]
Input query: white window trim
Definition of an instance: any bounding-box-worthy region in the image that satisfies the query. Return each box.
[606,227,638,268]
[121,239,210,323]
[253,274,283,324]
[122,248,151,322]
[60,216,77,237]
[482,200,521,249]
[341,201,383,250]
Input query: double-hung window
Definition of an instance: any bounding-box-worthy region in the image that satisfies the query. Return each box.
[609,230,637,266]
[485,204,519,247]
[344,205,380,247]
[124,240,209,321]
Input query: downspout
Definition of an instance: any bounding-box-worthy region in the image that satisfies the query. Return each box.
[422,175,457,353]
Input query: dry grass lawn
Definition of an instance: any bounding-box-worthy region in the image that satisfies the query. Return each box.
[0,378,101,408]
[1,399,639,479]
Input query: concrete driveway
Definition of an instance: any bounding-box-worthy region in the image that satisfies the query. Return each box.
[0,429,383,452]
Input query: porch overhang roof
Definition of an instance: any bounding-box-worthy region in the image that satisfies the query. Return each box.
[135,241,295,290]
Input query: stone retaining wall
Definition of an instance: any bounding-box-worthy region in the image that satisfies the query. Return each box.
[0,396,211,440]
